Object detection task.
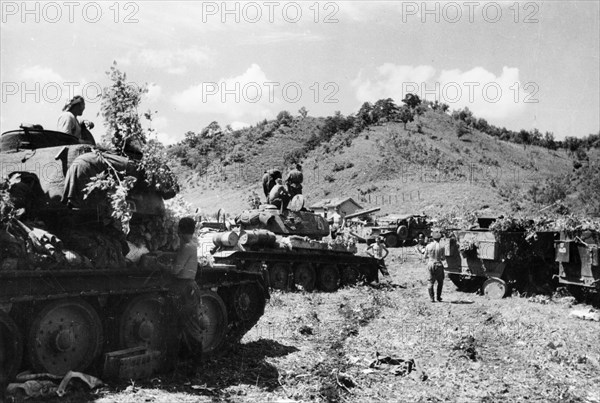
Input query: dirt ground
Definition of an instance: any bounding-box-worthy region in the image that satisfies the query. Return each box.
[8,246,600,403]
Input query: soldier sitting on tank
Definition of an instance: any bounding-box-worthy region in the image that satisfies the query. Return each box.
[268,178,290,210]
[164,217,203,366]
[57,95,95,143]
[262,168,282,200]
[285,163,303,198]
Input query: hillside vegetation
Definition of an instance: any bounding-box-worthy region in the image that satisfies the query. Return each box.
[167,96,599,219]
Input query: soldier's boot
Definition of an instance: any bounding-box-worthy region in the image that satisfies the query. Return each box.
[437,279,444,302]
[428,288,435,303]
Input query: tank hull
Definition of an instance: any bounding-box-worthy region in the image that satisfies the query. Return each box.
[214,249,380,292]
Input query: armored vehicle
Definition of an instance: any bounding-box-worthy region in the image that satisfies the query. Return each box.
[554,230,599,298]
[444,217,557,298]
[0,126,268,381]
[211,200,380,292]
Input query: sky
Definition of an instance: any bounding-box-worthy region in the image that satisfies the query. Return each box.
[1,1,599,145]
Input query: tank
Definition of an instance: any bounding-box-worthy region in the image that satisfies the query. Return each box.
[0,126,268,382]
[210,201,380,292]
[444,217,558,298]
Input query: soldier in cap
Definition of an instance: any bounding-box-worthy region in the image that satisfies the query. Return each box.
[262,168,282,199]
[285,163,303,198]
[57,95,95,143]
[420,228,445,302]
[268,178,290,210]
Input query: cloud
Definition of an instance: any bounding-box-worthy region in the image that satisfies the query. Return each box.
[230,121,250,130]
[145,83,162,103]
[241,31,323,45]
[352,64,527,120]
[337,2,402,22]
[155,131,182,146]
[172,63,279,121]
[19,66,64,83]
[151,115,168,131]
[136,47,210,74]
[438,66,523,120]
[353,64,436,102]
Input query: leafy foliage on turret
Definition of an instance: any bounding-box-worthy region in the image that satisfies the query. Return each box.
[84,63,179,233]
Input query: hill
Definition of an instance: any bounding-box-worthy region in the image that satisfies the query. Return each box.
[168,106,594,220]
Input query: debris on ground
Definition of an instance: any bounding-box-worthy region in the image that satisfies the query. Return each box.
[451,335,478,361]
[6,371,102,399]
[569,308,600,322]
[368,353,427,380]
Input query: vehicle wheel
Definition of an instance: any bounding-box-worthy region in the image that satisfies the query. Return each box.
[566,285,585,301]
[396,225,408,239]
[230,283,266,324]
[448,274,484,292]
[482,277,508,299]
[194,290,228,355]
[27,299,103,375]
[340,266,360,286]
[119,294,173,352]
[268,263,290,290]
[385,234,399,248]
[318,265,340,292]
[294,263,316,292]
[0,311,23,381]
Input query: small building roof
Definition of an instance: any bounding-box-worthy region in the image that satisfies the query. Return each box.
[309,197,363,210]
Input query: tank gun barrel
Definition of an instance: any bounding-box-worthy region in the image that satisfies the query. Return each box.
[344,207,381,220]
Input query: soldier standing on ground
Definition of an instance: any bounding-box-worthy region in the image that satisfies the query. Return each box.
[285,164,303,198]
[367,236,390,277]
[165,217,203,365]
[329,207,342,239]
[419,228,445,302]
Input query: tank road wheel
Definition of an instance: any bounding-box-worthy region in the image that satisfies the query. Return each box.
[318,265,340,292]
[294,263,316,292]
[269,263,290,290]
[27,299,103,375]
[482,277,509,299]
[340,265,360,286]
[119,294,172,352]
[0,311,23,381]
[231,284,266,324]
[385,234,400,248]
[225,283,267,343]
[195,290,228,355]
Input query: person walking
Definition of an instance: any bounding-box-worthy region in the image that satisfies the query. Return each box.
[420,228,445,302]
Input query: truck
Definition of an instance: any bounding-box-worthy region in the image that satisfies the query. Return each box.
[362,213,432,247]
